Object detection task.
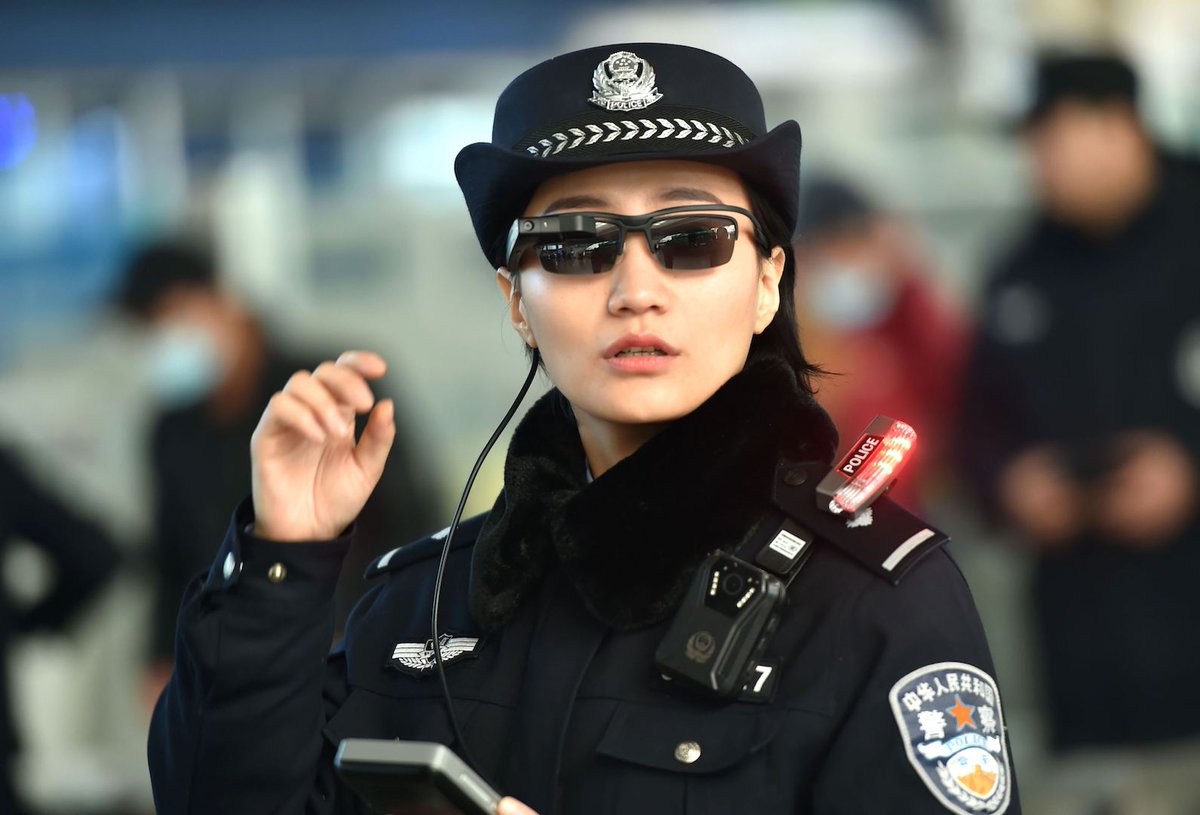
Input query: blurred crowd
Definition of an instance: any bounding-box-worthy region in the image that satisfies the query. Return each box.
[2,2,1200,814]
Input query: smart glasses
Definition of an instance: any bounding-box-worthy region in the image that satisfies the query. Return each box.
[504,204,767,275]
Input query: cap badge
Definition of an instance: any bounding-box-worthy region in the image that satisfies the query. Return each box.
[590,50,663,112]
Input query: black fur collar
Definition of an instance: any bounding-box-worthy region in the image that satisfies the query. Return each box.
[469,355,839,631]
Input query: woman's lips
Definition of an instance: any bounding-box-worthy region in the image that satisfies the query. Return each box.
[604,334,679,373]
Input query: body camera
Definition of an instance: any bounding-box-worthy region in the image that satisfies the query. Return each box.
[655,552,787,698]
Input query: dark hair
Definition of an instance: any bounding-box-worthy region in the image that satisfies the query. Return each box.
[744,185,822,395]
[115,240,217,320]
[1022,52,1140,129]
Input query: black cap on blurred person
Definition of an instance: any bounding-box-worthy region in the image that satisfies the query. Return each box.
[796,177,875,239]
[1020,52,1140,129]
[116,240,217,320]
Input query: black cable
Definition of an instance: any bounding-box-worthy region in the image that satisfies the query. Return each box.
[431,350,540,777]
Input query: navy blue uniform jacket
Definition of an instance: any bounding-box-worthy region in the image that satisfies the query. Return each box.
[149,357,1019,814]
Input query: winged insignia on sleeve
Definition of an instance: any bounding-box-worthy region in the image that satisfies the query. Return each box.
[389,633,481,675]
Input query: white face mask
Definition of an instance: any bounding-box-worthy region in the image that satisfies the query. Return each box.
[143,326,226,407]
[804,262,897,330]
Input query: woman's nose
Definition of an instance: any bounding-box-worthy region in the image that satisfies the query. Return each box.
[607,233,669,316]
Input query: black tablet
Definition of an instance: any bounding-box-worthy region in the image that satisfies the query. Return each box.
[334,739,502,815]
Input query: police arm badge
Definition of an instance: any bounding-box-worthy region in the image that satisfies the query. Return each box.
[889,662,1012,814]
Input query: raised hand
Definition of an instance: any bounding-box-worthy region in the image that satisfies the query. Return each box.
[250,350,396,541]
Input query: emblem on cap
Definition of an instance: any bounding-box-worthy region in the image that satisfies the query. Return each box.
[890,662,1012,814]
[388,633,480,677]
[590,50,663,112]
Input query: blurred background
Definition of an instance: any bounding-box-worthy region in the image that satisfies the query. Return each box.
[1,1,1199,813]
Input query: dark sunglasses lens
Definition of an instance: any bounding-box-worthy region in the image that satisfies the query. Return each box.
[651,217,738,270]
[537,239,619,274]
[537,222,621,274]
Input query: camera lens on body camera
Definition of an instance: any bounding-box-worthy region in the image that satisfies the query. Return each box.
[721,572,745,596]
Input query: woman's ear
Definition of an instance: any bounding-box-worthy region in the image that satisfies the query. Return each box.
[496,267,538,348]
[753,247,785,333]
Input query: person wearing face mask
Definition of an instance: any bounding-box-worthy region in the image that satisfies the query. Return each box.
[794,177,968,511]
[116,241,441,698]
[148,45,1019,815]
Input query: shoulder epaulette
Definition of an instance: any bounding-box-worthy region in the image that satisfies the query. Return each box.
[770,460,948,584]
[363,513,487,579]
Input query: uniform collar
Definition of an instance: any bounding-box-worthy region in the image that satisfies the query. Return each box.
[468,355,838,631]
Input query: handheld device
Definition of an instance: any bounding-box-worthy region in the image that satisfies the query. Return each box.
[334,739,502,815]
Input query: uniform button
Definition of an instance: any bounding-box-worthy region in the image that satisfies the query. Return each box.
[222,552,237,580]
[267,562,288,583]
[674,741,701,764]
[782,467,807,486]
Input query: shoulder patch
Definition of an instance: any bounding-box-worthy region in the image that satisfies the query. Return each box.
[771,461,948,583]
[364,514,487,579]
[890,662,1012,815]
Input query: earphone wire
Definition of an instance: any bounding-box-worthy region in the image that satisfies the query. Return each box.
[431,350,540,777]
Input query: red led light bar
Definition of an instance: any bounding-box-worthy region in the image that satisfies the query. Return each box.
[816,416,917,516]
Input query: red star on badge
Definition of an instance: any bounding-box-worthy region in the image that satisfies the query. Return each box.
[946,695,976,731]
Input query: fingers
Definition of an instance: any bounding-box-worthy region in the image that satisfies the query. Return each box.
[497,797,540,815]
[279,351,383,434]
[283,371,357,437]
[336,349,388,379]
[354,398,396,479]
[265,391,328,444]
[261,351,388,448]
[313,361,377,412]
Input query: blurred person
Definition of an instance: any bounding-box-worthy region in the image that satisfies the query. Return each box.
[0,447,120,815]
[149,44,1019,815]
[794,177,969,511]
[960,51,1200,812]
[0,294,167,813]
[118,240,441,696]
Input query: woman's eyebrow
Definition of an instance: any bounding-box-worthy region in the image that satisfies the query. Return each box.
[657,187,725,205]
[539,194,609,214]
[538,187,724,215]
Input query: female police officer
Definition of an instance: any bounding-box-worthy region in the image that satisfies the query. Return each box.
[149,43,1019,814]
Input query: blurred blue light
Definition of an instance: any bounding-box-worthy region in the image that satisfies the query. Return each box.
[0,93,37,170]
